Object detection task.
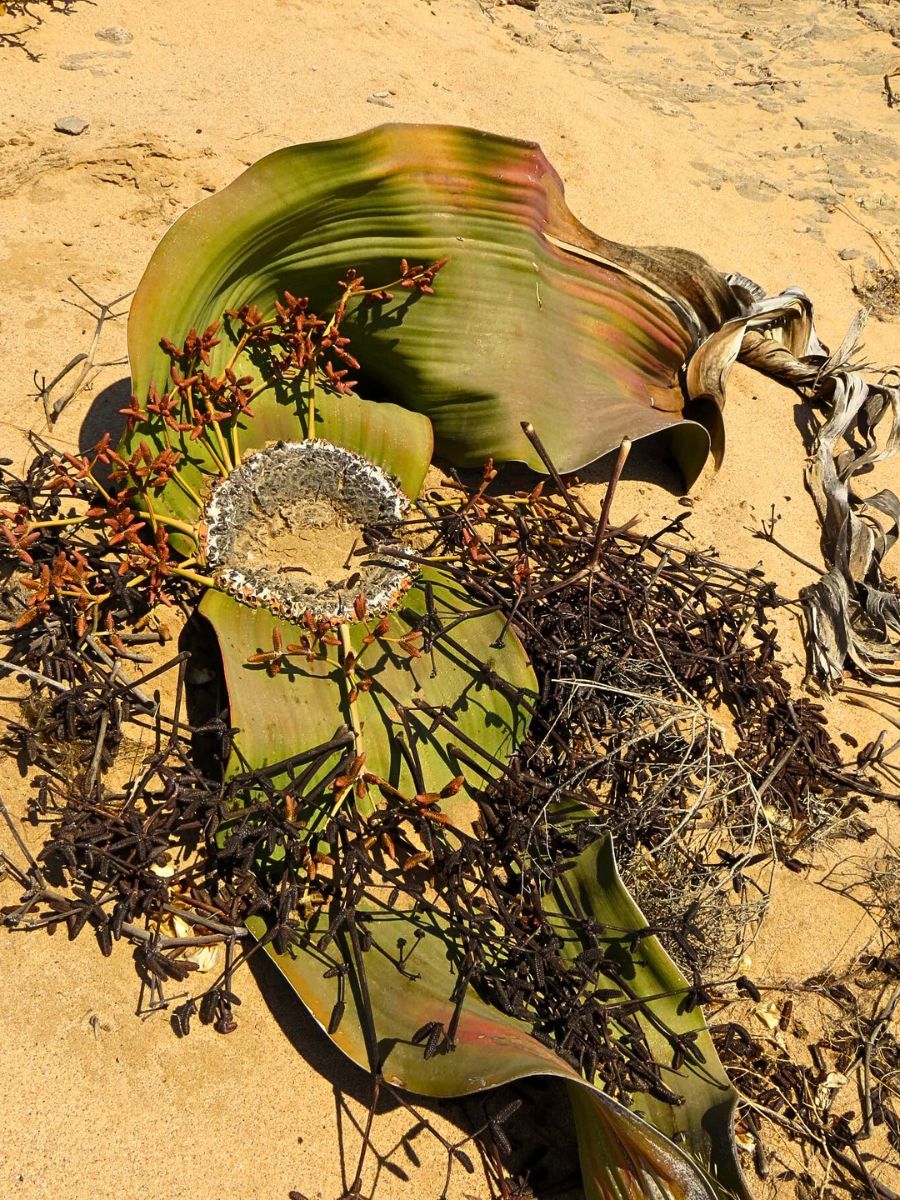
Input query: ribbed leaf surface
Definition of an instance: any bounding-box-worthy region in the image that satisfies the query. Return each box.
[127,124,745,485]
[200,566,537,803]
[250,833,750,1200]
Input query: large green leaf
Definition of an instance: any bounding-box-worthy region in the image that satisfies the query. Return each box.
[200,566,537,802]
[548,837,748,1200]
[127,124,746,486]
[248,832,750,1200]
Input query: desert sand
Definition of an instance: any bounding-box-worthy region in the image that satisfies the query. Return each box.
[0,1,898,1198]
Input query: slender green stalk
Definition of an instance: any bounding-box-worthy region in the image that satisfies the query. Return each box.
[169,469,205,511]
[230,420,243,469]
[158,421,205,508]
[171,565,216,587]
[85,467,113,504]
[29,516,89,530]
[339,622,364,759]
[142,489,159,536]
[306,373,316,439]
[201,401,233,475]
[224,332,249,373]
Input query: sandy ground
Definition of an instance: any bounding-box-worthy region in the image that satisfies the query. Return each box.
[0,1,898,1198]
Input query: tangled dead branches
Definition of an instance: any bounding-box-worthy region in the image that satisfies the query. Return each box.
[2,433,896,1196]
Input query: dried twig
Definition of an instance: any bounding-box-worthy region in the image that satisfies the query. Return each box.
[32,278,131,424]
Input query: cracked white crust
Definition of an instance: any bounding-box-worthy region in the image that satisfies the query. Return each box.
[202,440,412,623]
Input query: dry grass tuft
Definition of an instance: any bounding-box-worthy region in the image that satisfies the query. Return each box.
[853,266,900,320]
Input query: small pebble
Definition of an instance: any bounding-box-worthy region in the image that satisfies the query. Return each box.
[95,26,133,44]
[54,116,89,136]
[838,247,863,261]
[366,92,394,107]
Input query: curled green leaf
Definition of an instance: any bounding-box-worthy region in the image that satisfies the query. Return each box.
[250,832,750,1200]
[127,123,749,489]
